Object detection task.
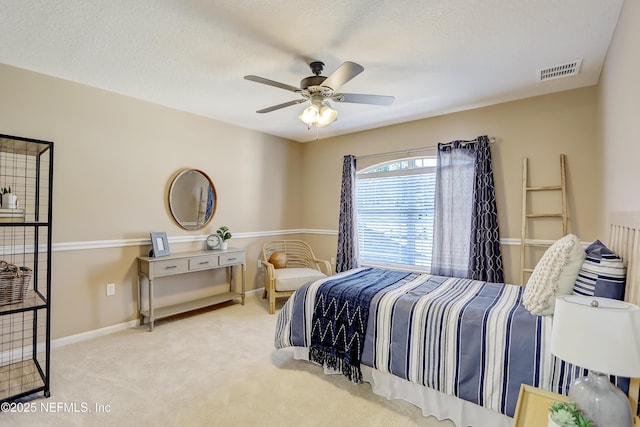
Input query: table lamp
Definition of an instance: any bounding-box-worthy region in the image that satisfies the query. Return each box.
[551,295,640,427]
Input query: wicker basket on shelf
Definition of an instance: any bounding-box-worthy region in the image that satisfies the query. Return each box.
[0,261,32,306]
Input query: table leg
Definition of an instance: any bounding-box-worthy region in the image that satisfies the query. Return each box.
[137,274,144,326]
[148,277,154,332]
[241,263,246,305]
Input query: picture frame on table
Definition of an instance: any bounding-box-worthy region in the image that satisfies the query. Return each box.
[150,232,170,257]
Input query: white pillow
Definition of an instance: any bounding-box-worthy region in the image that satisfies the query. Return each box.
[522,234,586,315]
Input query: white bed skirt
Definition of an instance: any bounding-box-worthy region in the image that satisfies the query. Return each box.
[291,347,512,427]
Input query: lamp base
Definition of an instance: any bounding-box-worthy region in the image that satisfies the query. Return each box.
[568,371,633,427]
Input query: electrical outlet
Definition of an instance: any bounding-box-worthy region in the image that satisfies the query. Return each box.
[331,257,336,265]
[106,283,115,296]
[257,259,262,269]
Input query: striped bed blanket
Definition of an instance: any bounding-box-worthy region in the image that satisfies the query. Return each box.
[276,267,572,417]
[276,268,630,417]
[275,268,629,416]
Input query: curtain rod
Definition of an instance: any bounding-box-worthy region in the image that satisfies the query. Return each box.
[355,136,497,161]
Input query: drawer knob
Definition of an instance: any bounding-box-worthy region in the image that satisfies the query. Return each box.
[165,265,178,269]
[199,261,209,265]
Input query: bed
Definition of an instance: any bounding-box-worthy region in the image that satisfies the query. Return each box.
[274,213,640,427]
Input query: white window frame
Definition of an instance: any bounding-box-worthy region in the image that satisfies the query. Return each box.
[355,156,437,272]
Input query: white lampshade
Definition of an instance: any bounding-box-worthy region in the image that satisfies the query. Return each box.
[551,295,640,377]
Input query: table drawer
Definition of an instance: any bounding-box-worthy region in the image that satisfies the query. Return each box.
[189,255,219,271]
[219,252,245,266]
[151,259,189,276]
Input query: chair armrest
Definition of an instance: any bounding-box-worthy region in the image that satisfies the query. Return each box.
[262,260,275,282]
[313,258,332,276]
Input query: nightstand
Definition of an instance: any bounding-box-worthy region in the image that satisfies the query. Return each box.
[512,384,567,426]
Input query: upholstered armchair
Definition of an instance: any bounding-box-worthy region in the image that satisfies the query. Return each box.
[261,240,332,314]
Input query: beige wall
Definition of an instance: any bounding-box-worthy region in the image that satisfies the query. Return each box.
[0,34,620,339]
[0,63,303,338]
[302,87,602,284]
[598,0,640,234]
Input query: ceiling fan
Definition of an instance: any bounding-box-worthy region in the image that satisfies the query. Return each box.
[244,61,394,128]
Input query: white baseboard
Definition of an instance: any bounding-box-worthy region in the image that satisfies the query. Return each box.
[0,318,140,363]
[51,288,266,348]
[52,319,140,349]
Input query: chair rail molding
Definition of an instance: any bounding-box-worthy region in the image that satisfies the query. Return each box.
[49,231,561,253]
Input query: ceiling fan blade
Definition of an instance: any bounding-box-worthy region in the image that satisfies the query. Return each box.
[256,99,306,114]
[321,61,364,91]
[244,75,300,93]
[334,93,395,106]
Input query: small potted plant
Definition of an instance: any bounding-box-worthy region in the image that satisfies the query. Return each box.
[549,401,592,427]
[216,226,232,250]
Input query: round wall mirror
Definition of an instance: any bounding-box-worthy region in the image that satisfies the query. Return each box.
[168,169,217,230]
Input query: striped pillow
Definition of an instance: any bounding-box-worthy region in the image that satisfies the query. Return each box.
[572,240,626,300]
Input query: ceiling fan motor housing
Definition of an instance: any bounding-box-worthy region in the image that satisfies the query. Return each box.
[300,61,334,95]
[300,75,328,90]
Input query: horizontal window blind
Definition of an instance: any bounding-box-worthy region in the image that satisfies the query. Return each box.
[356,165,436,271]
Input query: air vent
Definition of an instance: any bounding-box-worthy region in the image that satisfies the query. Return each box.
[537,59,583,82]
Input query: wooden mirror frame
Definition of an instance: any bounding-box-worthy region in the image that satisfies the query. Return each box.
[168,168,217,230]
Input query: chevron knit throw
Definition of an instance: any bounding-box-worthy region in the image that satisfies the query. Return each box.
[309,268,410,383]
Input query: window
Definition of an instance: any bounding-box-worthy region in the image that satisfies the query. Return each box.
[356,156,436,271]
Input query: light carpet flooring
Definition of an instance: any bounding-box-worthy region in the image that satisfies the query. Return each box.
[2,292,457,427]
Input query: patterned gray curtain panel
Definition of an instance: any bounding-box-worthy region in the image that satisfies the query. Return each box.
[336,155,358,273]
[469,136,503,282]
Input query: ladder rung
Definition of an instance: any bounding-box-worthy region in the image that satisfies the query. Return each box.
[526,186,562,191]
[522,242,552,247]
[526,214,563,218]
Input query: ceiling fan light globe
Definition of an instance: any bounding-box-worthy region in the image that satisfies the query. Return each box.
[298,104,320,125]
[317,105,338,126]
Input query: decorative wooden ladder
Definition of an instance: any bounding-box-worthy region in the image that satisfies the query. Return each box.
[520,154,568,285]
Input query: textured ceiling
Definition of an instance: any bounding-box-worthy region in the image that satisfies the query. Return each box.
[0,0,624,142]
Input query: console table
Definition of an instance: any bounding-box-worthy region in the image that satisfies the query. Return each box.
[137,248,246,331]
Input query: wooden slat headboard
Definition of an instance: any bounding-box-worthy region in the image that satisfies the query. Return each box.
[607,211,640,413]
[609,212,640,306]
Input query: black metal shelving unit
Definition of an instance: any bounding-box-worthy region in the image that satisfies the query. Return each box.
[0,133,53,403]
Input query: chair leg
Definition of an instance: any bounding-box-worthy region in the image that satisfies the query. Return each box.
[269,292,276,314]
[262,288,267,299]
